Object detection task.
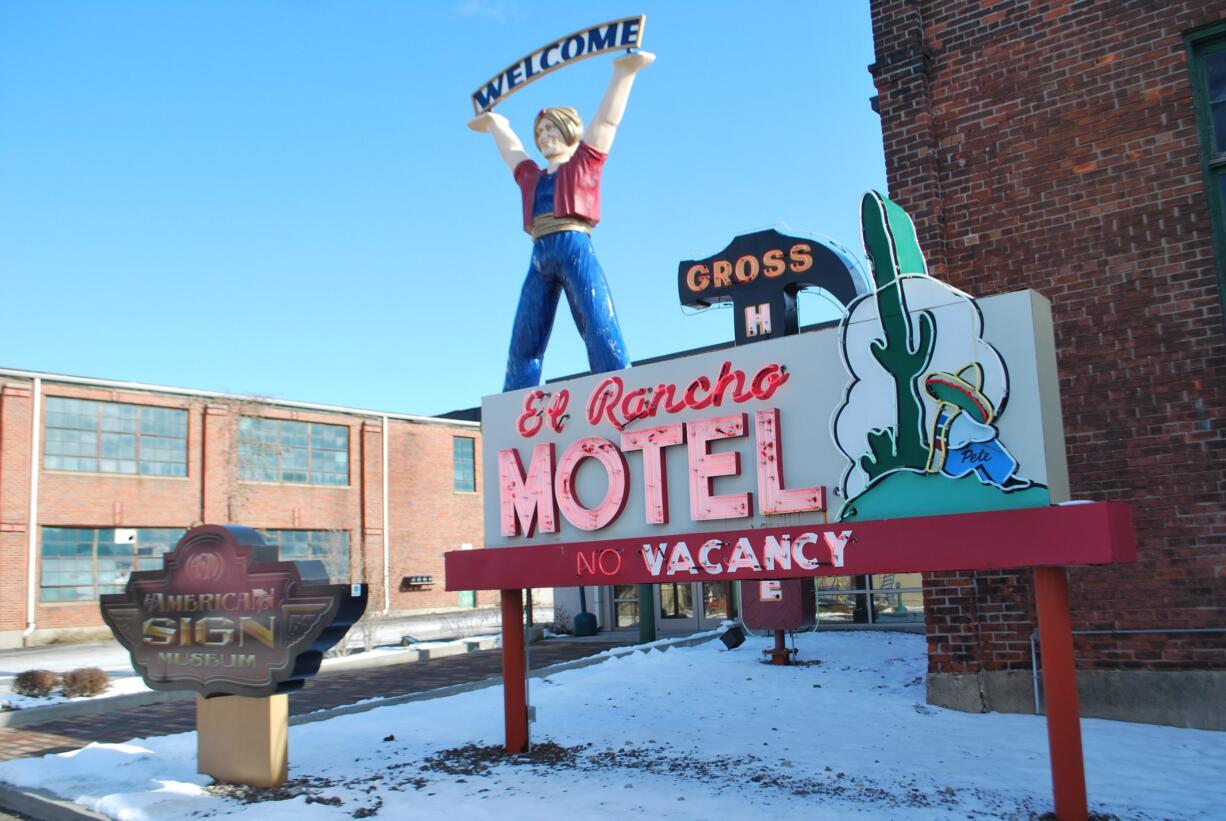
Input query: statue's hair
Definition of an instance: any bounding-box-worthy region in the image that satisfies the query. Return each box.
[534,107,583,148]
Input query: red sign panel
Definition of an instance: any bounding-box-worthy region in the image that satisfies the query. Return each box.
[446,502,1134,591]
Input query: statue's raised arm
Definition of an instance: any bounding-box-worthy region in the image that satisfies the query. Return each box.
[467,112,531,173]
[584,51,656,153]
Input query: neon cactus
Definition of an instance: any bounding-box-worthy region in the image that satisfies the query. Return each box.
[858,192,935,481]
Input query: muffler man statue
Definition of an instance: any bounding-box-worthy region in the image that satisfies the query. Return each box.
[468,51,655,391]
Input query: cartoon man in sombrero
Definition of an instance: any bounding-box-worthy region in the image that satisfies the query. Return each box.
[924,364,1029,490]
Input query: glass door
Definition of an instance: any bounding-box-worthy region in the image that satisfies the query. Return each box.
[607,582,737,634]
[658,582,695,630]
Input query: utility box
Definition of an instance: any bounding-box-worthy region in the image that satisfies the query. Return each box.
[739,578,816,631]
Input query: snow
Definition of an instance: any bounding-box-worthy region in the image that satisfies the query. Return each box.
[1,631,1222,819]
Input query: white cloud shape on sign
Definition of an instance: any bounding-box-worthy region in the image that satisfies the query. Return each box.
[832,276,1009,501]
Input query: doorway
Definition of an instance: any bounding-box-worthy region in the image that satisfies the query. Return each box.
[608,582,734,634]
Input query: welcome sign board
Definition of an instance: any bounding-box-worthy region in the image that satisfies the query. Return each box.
[471,16,646,114]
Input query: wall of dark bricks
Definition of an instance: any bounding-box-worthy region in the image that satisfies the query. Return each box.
[869,0,1226,675]
[0,374,485,639]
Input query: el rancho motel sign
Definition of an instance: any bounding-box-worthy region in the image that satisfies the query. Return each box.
[446,189,1134,821]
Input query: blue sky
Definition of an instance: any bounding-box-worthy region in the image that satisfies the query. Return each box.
[0,1,886,415]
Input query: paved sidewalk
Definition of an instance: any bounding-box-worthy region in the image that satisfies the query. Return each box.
[0,606,551,689]
[0,637,628,763]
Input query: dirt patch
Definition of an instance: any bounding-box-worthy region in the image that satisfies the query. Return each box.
[207,738,1071,818]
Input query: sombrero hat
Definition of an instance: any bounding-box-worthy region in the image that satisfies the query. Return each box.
[923,364,994,424]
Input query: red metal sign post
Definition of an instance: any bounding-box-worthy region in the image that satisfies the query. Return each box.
[1035,567,1088,821]
[500,589,529,753]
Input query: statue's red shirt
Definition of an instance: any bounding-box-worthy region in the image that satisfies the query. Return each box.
[514,142,607,235]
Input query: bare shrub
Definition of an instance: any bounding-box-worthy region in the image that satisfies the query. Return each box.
[328,608,385,658]
[549,606,574,635]
[13,669,60,698]
[440,607,497,639]
[61,667,110,697]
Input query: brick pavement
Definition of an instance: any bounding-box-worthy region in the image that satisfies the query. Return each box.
[0,638,628,762]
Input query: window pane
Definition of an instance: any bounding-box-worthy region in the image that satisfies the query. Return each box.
[702,582,729,619]
[238,418,348,486]
[659,583,693,619]
[872,590,925,623]
[616,601,639,627]
[612,585,638,600]
[44,398,186,477]
[818,592,869,623]
[453,437,476,492]
[870,573,923,591]
[817,575,868,592]
[259,529,350,583]
[40,526,187,601]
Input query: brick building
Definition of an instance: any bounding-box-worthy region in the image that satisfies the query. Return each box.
[868,0,1226,728]
[0,367,486,647]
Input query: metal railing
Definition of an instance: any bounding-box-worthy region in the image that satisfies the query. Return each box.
[1028,627,1226,713]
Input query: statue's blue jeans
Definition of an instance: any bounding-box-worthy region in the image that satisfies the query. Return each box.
[503,230,630,392]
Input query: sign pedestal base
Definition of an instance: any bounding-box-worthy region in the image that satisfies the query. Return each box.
[197,694,289,787]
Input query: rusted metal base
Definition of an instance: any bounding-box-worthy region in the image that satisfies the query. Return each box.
[762,629,797,665]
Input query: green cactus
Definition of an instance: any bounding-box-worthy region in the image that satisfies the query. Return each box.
[859,192,935,480]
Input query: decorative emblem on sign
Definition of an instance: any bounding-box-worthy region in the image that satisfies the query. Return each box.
[186,549,224,582]
[468,21,653,393]
[100,525,366,698]
[677,229,867,344]
[832,192,1049,521]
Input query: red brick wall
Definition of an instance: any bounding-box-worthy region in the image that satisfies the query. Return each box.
[0,385,34,633]
[387,422,485,612]
[0,374,485,635]
[869,0,1226,674]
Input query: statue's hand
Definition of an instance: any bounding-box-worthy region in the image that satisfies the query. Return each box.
[613,50,655,74]
[467,111,508,132]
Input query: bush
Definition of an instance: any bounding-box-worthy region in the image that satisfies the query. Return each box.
[13,669,61,698]
[61,667,109,698]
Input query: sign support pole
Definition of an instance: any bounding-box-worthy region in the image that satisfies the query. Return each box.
[637,584,655,644]
[1034,566,1088,821]
[500,588,528,753]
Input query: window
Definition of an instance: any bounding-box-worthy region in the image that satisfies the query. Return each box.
[453,436,476,492]
[613,584,640,627]
[1188,23,1226,316]
[44,397,187,476]
[817,573,924,625]
[660,582,694,619]
[258,529,350,583]
[40,527,184,601]
[238,418,349,485]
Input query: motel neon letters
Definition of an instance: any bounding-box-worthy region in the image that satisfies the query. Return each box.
[498,360,825,538]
